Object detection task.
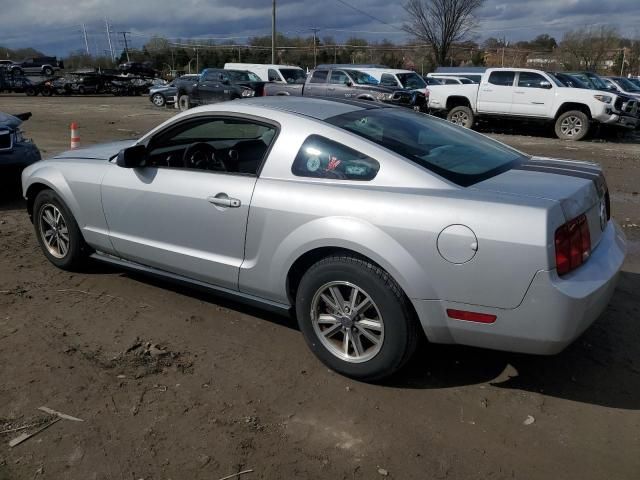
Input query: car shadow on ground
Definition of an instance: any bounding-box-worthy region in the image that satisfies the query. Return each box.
[389,270,640,410]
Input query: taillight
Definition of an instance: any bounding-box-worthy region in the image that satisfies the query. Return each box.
[554,214,590,276]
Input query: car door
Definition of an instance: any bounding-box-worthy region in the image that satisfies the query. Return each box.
[327,70,352,98]
[477,70,515,114]
[512,71,555,117]
[100,116,278,290]
[304,70,328,96]
[195,71,225,104]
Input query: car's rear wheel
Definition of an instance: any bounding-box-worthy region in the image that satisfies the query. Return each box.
[33,190,89,270]
[42,66,54,76]
[178,94,190,111]
[447,106,474,128]
[295,255,419,381]
[555,110,590,141]
[152,93,166,107]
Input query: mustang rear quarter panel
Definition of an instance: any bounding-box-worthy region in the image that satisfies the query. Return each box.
[239,116,558,309]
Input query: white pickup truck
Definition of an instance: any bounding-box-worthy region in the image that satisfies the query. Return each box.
[428,67,639,140]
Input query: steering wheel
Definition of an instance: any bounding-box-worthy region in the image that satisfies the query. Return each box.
[182,142,223,170]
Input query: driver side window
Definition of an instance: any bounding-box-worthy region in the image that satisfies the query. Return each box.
[146,117,277,175]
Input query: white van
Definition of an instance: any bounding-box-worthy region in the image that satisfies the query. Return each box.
[223,63,306,84]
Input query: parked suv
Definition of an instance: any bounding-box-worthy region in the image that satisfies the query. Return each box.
[427,67,638,140]
[177,69,265,111]
[12,57,64,76]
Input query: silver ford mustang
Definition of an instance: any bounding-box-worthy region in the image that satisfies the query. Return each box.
[21,97,626,380]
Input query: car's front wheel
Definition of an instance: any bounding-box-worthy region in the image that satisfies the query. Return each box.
[33,190,89,270]
[42,66,54,76]
[152,93,166,107]
[296,255,419,381]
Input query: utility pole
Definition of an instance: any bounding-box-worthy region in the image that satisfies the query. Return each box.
[501,37,507,67]
[119,31,131,62]
[271,0,276,64]
[311,28,320,67]
[105,18,115,62]
[81,24,90,55]
[620,48,626,76]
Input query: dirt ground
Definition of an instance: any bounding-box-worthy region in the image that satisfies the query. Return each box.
[1,95,639,480]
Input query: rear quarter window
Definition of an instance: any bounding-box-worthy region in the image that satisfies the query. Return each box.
[291,135,379,181]
[488,71,515,86]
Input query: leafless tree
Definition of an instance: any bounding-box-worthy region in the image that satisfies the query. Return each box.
[403,0,484,66]
[560,26,620,72]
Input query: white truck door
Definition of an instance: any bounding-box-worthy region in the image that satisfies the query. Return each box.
[477,70,515,114]
[512,72,555,117]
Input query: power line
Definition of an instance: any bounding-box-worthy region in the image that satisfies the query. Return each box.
[333,0,397,28]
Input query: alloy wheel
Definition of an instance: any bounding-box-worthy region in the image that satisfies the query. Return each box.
[310,281,384,363]
[450,111,468,126]
[560,115,583,137]
[38,204,70,259]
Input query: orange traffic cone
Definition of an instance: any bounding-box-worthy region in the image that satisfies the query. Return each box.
[70,122,80,149]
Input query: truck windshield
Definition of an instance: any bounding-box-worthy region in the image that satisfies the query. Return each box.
[280,69,306,84]
[614,77,640,92]
[344,70,379,85]
[326,108,525,187]
[396,73,426,89]
[226,71,261,82]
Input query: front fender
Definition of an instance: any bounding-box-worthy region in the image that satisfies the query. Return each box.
[22,164,81,223]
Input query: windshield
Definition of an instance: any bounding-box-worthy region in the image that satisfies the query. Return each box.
[575,73,609,90]
[280,68,306,84]
[628,78,640,88]
[326,108,525,186]
[226,70,261,82]
[344,70,379,85]
[396,73,426,89]
[614,77,640,92]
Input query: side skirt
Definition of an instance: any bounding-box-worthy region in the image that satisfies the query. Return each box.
[90,252,293,316]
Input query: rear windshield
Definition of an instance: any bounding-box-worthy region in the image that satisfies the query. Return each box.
[226,70,261,82]
[326,108,526,186]
[280,68,306,84]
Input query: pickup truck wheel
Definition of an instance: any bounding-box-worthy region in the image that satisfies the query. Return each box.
[11,67,23,76]
[42,66,54,76]
[555,111,589,141]
[295,255,419,381]
[447,106,474,128]
[178,94,190,111]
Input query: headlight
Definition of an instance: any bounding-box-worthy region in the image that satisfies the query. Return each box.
[375,92,394,101]
[241,89,255,97]
[14,129,25,143]
[594,94,612,104]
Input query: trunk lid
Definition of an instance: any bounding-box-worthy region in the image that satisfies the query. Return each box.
[473,156,609,250]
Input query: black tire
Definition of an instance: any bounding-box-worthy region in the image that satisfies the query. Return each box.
[77,85,85,95]
[151,93,166,107]
[555,110,590,141]
[295,255,419,381]
[41,88,53,97]
[42,66,54,76]
[24,87,37,97]
[447,106,475,128]
[33,190,90,271]
[178,94,190,111]
[11,67,23,76]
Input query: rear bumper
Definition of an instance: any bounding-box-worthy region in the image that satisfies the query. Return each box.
[412,221,626,354]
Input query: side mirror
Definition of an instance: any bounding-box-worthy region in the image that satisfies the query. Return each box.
[116,145,147,168]
[540,81,552,89]
[345,80,353,87]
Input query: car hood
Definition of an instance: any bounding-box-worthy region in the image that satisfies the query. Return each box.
[0,112,22,130]
[472,156,604,220]
[52,140,136,161]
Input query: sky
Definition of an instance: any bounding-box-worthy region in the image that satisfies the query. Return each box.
[0,0,638,57]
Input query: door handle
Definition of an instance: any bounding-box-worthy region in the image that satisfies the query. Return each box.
[327,87,335,91]
[482,89,493,92]
[514,91,525,94]
[207,194,241,208]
